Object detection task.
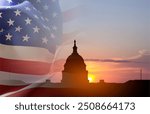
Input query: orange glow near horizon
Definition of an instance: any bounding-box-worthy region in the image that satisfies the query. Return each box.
[86,61,104,82]
[85,61,146,83]
[86,61,119,83]
[88,74,95,82]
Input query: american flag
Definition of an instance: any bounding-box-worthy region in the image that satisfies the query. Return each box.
[0,0,62,75]
[0,0,81,96]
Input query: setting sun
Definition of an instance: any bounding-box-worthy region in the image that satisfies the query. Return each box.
[88,74,95,82]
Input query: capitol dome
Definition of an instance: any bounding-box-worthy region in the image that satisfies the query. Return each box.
[63,40,86,73]
[62,40,89,86]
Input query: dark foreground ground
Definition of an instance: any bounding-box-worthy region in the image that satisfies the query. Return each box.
[0,80,150,97]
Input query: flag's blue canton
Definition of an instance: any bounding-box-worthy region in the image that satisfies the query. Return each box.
[0,0,62,53]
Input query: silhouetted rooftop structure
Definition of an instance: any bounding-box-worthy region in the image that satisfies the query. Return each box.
[61,40,89,86]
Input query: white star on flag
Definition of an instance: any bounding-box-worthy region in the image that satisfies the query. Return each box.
[33,26,40,33]
[7,19,15,26]
[15,26,22,32]
[5,33,12,41]
[42,37,48,44]
[25,18,32,25]
[22,35,30,42]
[14,9,21,16]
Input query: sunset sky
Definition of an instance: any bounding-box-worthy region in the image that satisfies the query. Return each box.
[0,0,149,84]
[52,0,150,83]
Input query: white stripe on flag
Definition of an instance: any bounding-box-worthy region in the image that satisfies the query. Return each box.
[0,44,54,63]
[0,71,50,84]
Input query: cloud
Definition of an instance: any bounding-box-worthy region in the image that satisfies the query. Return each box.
[124,50,150,70]
[139,49,150,55]
[85,59,133,63]
[129,49,150,60]
[85,49,150,73]
[85,49,150,64]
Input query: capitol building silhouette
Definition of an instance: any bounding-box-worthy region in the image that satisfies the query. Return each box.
[62,40,89,86]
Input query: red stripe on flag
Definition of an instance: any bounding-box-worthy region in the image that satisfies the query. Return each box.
[0,85,28,95]
[0,57,51,75]
[7,87,66,97]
